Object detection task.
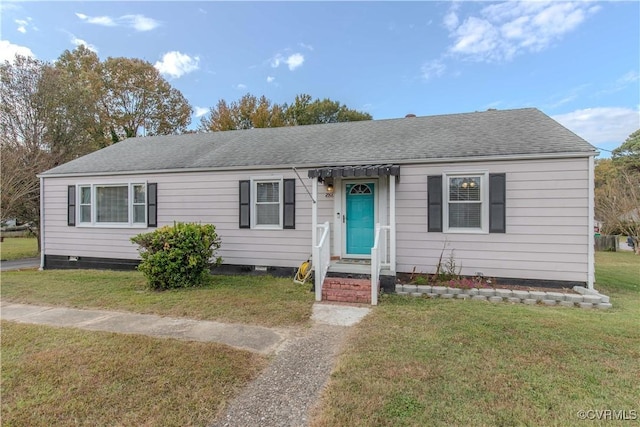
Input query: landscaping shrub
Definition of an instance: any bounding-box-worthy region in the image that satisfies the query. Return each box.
[131,223,222,290]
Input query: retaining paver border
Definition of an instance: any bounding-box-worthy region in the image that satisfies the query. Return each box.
[394,285,612,309]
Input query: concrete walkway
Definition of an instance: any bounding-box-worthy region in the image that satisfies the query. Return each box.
[1,300,371,426]
[1,300,370,355]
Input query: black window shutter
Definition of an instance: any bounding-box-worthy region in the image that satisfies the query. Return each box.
[147,183,158,227]
[239,180,250,228]
[427,175,443,232]
[489,173,506,233]
[67,185,76,226]
[283,179,295,229]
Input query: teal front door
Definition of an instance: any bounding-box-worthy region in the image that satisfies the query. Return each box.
[346,183,375,255]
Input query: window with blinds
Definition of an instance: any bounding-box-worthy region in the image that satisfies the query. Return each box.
[255,181,281,226]
[444,173,488,232]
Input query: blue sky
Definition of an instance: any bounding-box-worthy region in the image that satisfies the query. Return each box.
[1,1,638,155]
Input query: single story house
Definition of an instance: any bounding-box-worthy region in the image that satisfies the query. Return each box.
[39,108,598,303]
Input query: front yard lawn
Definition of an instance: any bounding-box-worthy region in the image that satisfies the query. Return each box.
[1,270,314,327]
[311,252,640,426]
[1,321,266,427]
[0,237,38,261]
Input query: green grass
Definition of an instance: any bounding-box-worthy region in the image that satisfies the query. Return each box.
[0,237,38,260]
[1,270,315,327]
[311,252,640,426]
[1,321,267,427]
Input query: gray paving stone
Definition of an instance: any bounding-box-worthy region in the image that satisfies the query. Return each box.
[456,294,470,300]
[447,287,461,295]
[529,291,546,301]
[410,292,423,297]
[495,289,512,298]
[441,294,454,299]
[596,303,613,310]
[488,296,503,303]
[545,292,565,301]
[396,291,409,296]
[507,297,522,304]
[471,295,487,302]
[579,302,593,309]
[512,290,530,299]
[432,286,448,294]
[583,295,603,304]
[426,293,439,298]
[416,285,432,294]
[523,299,537,305]
[598,295,610,304]
[478,288,495,297]
[542,299,557,306]
[559,301,575,308]
[565,294,584,303]
[464,288,479,296]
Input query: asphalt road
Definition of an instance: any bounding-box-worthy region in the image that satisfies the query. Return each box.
[0,257,40,271]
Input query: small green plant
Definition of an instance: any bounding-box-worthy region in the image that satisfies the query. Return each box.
[131,222,222,290]
[414,275,428,286]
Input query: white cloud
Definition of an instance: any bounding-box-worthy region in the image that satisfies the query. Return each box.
[70,35,98,53]
[0,40,35,62]
[235,83,247,90]
[76,12,158,31]
[298,42,314,51]
[15,19,28,33]
[446,1,599,62]
[266,76,275,83]
[194,106,209,118]
[552,107,640,146]
[270,52,305,71]
[421,59,446,80]
[285,53,304,71]
[121,14,160,32]
[75,12,116,27]
[154,51,199,79]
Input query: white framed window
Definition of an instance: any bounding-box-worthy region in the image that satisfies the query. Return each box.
[252,178,283,229]
[77,183,147,227]
[79,186,92,223]
[443,172,489,233]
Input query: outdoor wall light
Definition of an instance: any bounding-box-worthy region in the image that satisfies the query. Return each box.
[326,181,334,194]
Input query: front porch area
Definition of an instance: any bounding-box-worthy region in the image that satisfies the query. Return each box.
[307,164,400,306]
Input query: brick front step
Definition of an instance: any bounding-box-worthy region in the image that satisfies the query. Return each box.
[322,278,371,304]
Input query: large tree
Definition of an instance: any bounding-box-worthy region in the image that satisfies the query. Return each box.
[1,49,194,251]
[1,56,56,248]
[284,93,372,125]
[199,93,370,132]
[53,47,193,144]
[595,129,640,253]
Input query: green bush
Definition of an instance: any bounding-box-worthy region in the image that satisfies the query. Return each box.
[131,223,222,290]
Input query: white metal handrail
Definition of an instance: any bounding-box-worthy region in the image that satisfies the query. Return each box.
[313,222,331,302]
[371,223,391,306]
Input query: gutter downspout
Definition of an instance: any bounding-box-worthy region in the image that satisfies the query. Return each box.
[39,176,45,270]
[587,155,595,290]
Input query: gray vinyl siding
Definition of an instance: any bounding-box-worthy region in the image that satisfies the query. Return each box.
[395,157,590,283]
[43,156,591,283]
[43,169,318,268]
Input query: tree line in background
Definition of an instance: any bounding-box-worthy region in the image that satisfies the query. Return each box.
[595,129,640,252]
[0,47,372,244]
[198,93,371,131]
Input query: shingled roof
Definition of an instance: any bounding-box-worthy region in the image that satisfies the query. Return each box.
[41,108,596,176]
